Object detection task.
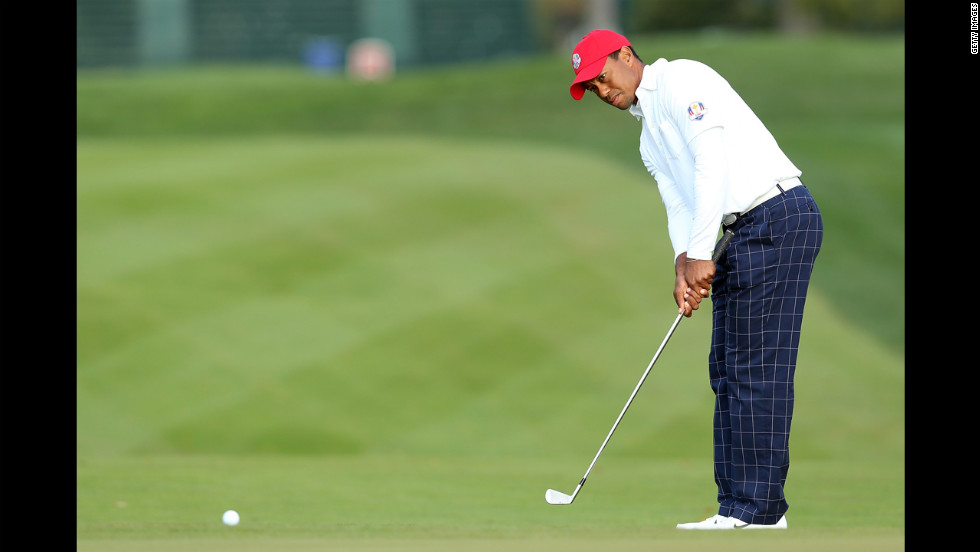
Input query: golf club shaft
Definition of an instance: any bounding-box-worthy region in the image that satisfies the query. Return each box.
[571,311,684,495]
[566,228,735,498]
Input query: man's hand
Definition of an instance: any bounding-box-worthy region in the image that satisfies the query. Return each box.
[674,253,716,317]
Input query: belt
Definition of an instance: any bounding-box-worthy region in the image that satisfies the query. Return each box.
[723,177,803,227]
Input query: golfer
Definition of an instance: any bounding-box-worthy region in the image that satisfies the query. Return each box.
[568,30,822,529]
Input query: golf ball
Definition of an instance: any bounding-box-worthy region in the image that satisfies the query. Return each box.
[222,510,240,526]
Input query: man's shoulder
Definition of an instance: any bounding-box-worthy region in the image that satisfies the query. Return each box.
[655,59,729,97]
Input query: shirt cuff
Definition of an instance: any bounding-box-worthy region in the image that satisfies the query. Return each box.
[686,246,715,261]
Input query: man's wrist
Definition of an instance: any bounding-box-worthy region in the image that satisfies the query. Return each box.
[675,252,688,274]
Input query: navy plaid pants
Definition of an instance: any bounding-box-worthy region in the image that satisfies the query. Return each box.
[709,184,822,525]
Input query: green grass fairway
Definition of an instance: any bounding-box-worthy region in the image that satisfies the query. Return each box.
[78,135,902,550]
[76,32,905,352]
[78,32,903,550]
[77,456,902,552]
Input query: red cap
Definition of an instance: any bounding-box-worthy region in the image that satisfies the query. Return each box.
[569,30,631,100]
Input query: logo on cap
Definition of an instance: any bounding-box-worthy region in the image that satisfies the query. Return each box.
[572,53,581,70]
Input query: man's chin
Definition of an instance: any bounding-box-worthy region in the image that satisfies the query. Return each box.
[608,95,631,110]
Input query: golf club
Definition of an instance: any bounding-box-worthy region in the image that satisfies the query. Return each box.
[545,228,734,505]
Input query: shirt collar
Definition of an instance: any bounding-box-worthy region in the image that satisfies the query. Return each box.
[629,58,669,120]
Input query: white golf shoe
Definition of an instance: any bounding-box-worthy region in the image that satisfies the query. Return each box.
[736,515,788,529]
[676,514,740,530]
[676,514,788,530]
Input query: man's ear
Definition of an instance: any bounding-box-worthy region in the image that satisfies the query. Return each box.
[620,47,632,64]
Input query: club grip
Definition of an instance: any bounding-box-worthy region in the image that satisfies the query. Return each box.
[711,229,734,263]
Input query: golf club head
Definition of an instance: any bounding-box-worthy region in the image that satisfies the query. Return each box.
[545,489,574,505]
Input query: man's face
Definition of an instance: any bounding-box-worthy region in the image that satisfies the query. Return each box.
[581,48,640,110]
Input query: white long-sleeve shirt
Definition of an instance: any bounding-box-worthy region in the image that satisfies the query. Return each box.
[628,58,801,261]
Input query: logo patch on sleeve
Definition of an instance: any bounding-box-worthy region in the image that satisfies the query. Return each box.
[687,101,707,121]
